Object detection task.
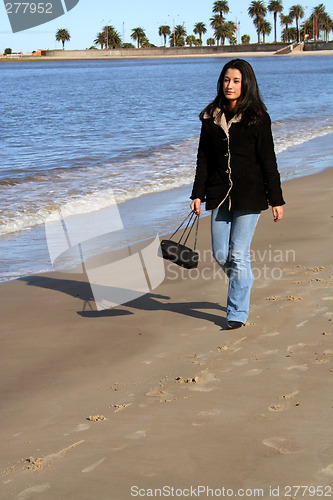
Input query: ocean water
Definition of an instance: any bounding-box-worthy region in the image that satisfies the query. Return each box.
[1,56,333,281]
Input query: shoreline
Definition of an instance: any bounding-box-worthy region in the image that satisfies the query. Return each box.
[1,167,333,498]
[1,151,333,284]
[1,158,332,284]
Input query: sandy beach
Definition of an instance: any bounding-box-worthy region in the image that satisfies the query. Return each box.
[1,167,333,499]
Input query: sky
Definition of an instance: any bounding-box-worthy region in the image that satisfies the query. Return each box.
[0,0,331,53]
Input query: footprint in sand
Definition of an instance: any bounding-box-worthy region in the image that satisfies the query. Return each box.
[268,390,300,412]
[189,371,220,392]
[18,484,51,499]
[73,423,90,432]
[286,343,326,365]
[145,389,175,402]
[285,364,308,372]
[296,320,308,327]
[82,457,106,473]
[261,349,279,357]
[110,444,128,451]
[110,434,145,451]
[41,440,85,465]
[232,358,248,367]
[126,430,147,440]
[312,350,333,364]
[192,409,221,426]
[262,437,305,454]
[318,463,333,476]
[245,368,263,376]
[287,342,311,352]
[258,331,280,338]
[314,307,330,316]
[113,403,132,412]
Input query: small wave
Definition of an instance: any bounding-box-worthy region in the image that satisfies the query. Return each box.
[273,119,333,155]
[0,174,194,236]
[0,157,100,186]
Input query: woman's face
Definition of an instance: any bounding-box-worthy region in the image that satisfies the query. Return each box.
[223,68,242,108]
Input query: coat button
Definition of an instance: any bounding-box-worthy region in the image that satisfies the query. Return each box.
[224,153,229,157]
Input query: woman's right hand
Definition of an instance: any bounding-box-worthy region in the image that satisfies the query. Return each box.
[190,198,202,216]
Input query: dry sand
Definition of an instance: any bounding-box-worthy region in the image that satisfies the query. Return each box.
[1,168,333,499]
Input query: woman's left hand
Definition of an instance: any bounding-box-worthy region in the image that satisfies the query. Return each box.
[272,206,283,222]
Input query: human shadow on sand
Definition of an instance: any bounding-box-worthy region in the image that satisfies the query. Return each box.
[21,275,227,328]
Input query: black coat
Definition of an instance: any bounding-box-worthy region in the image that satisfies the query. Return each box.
[191,111,285,211]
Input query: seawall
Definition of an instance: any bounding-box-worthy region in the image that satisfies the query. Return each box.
[44,43,289,59]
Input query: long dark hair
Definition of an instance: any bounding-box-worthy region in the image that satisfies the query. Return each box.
[200,58,267,125]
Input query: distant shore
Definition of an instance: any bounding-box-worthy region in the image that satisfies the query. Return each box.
[2,45,333,62]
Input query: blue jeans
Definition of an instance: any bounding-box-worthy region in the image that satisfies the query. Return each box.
[211,204,261,324]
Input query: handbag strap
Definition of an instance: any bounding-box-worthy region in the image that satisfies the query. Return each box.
[169,211,193,240]
[193,213,200,251]
[183,212,200,250]
[170,211,200,249]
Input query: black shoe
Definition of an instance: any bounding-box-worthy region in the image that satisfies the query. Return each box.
[227,321,244,330]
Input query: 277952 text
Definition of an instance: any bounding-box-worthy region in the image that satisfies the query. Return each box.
[5,3,53,14]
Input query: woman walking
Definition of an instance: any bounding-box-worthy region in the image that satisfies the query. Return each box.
[190,59,285,329]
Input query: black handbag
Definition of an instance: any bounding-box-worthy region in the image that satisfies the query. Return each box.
[160,211,200,269]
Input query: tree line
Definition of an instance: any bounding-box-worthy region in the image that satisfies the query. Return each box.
[55,1,332,50]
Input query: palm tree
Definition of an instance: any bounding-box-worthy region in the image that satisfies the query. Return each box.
[268,0,283,42]
[207,37,215,46]
[212,0,230,22]
[141,37,150,48]
[104,26,121,49]
[253,17,266,42]
[289,5,304,42]
[186,35,197,47]
[55,28,70,50]
[280,13,293,31]
[131,27,146,48]
[175,24,187,39]
[261,19,272,42]
[313,4,327,41]
[322,13,333,41]
[94,32,105,49]
[210,14,221,28]
[226,20,237,42]
[193,22,207,43]
[281,26,297,41]
[210,15,222,45]
[248,1,267,43]
[214,21,234,45]
[170,24,186,46]
[158,25,171,47]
